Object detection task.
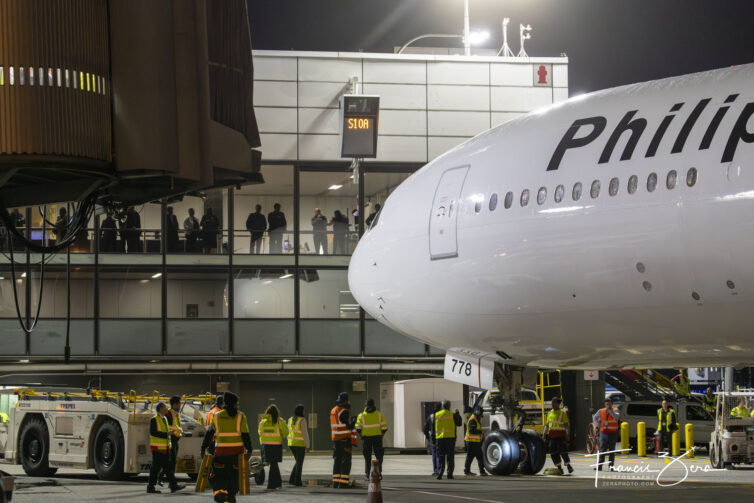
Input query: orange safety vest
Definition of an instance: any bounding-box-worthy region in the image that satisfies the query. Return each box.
[599,408,618,434]
[330,406,350,441]
[206,406,222,427]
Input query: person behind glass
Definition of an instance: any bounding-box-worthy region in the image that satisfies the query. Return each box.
[258,404,288,490]
[365,203,381,227]
[183,208,200,253]
[124,206,141,253]
[267,203,287,254]
[147,403,184,494]
[592,397,620,471]
[287,404,310,487]
[100,213,117,253]
[423,403,441,477]
[311,208,328,254]
[9,208,25,228]
[329,210,349,255]
[245,204,267,254]
[54,207,69,244]
[165,206,179,252]
[200,208,219,254]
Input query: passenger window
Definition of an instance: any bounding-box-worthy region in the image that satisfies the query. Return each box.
[628,175,638,194]
[666,170,677,189]
[520,189,529,207]
[572,182,582,201]
[609,177,619,196]
[590,180,601,199]
[537,187,547,205]
[554,184,564,203]
[489,193,498,211]
[647,173,657,192]
[504,191,513,209]
[686,167,697,187]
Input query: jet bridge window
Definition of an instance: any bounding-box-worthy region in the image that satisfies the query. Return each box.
[590,180,601,199]
[666,170,677,190]
[572,182,582,201]
[504,191,513,209]
[489,193,498,211]
[647,173,658,192]
[686,167,697,187]
[537,187,547,205]
[554,184,564,203]
[609,177,619,197]
[520,189,530,207]
[628,175,638,194]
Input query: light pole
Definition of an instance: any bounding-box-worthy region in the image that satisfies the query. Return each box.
[463,0,470,56]
[518,24,532,58]
[397,0,489,55]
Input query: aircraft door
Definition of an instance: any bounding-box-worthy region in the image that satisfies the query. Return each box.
[429,166,469,260]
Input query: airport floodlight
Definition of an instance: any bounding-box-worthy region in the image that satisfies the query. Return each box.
[498,18,515,57]
[467,30,490,45]
[518,23,533,58]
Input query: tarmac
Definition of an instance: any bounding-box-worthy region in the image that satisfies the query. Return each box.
[3,450,753,502]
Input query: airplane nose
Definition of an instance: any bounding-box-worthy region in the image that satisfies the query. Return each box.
[348,233,379,317]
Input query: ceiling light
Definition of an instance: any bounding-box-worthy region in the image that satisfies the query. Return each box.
[140,279,149,284]
[262,280,272,285]
[18,359,30,364]
[279,273,293,279]
[151,273,162,279]
[281,359,291,363]
[0,276,4,280]
[328,184,343,191]
[149,359,159,363]
[21,272,26,278]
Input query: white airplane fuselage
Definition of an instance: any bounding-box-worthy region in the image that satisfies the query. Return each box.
[349,64,754,370]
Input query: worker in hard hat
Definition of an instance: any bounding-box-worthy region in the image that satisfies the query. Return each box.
[330,392,352,488]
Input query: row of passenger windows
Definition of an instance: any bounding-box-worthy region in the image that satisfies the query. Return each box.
[476,167,698,213]
[0,66,106,95]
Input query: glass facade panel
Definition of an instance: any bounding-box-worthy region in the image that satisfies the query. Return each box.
[299,319,359,355]
[29,319,95,356]
[299,269,356,318]
[234,268,294,318]
[100,268,162,318]
[364,320,425,356]
[233,319,296,355]
[299,170,357,255]
[166,269,227,318]
[99,319,161,355]
[166,319,228,355]
[0,319,27,356]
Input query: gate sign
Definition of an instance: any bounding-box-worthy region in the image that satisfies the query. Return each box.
[444,347,497,389]
[340,95,380,158]
[533,64,552,87]
[584,370,599,381]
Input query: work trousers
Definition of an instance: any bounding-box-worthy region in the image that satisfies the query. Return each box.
[362,436,385,478]
[313,232,327,254]
[658,430,673,455]
[464,442,484,473]
[148,450,176,489]
[332,439,352,487]
[597,432,617,470]
[250,232,263,254]
[209,455,239,503]
[289,446,306,486]
[548,436,570,465]
[437,438,456,476]
[430,442,440,475]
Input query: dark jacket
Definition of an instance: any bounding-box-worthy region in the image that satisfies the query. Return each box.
[125,210,141,230]
[268,210,287,232]
[423,414,436,444]
[311,215,327,232]
[149,416,169,439]
[246,212,267,233]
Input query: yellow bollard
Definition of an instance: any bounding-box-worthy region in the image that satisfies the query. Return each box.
[685,423,694,458]
[671,427,681,457]
[637,422,646,457]
[620,422,629,453]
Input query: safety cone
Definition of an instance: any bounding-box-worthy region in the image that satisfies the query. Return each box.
[367,460,383,503]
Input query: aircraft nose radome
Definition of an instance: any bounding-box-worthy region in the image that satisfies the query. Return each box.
[348,236,377,316]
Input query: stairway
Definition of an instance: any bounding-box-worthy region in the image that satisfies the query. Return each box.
[605,370,675,401]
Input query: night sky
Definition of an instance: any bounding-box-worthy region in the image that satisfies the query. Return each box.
[249,0,754,94]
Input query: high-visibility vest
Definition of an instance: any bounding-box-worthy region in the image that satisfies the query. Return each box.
[703,394,715,412]
[287,417,306,447]
[0,412,8,423]
[206,406,221,427]
[731,406,750,418]
[656,408,677,432]
[258,415,287,445]
[464,414,482,443]
[330,406,350,441]
[168,409,182,438]
[150,414,171,453]
[213,410,247,456]
[674,375,690,396]
[599,408,618,434]
[546,409,568,434]
[356,409,387,437]
[434,409,456,439]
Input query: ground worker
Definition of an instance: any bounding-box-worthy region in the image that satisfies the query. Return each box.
[330,392,353,488]
[258,404,288,490]
[201,392,252,503]
[463,406,487,476]
[543,397,573,474]
[287,404,310,486]
[703,387,716,415]
[0,411,8,423]
[355,398,388,480]
[673,369,690,398]
[165,396,183,483]
[656,399,677,455]
[731,397,750,417]
[206,395,224,427]
[434,400,462,480]
[423,403,440,477]
[592,397,620,471]
[147,403,184,494]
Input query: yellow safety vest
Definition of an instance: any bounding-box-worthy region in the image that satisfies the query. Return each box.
[213,410,248,456]
[258,415,288,445]
[169,409,182,438]
[434,409,456,439]
[0,412,9,423]
[657,408,677,432]
[731,406,750,418]
[287,417,306,447]
[703,394,715,412]
[356,409,387,437]
[674,375,690,396]
[464,414,482,443]
[150,414,171,452]
[546,409,568,433]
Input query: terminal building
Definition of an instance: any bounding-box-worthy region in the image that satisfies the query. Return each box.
[0,49,569,448]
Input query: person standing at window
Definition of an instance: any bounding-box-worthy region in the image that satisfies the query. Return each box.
[267,203,287,254]
[200,208,219,254]
[246,204,267,254]
[100,213,117,253]
[124,206,141,253]
[183,208,199,253]
[311,208,328,254]
[54,207,69,243]
[166,206,179,253]
[365,203,381,227]
[330,210,349,255]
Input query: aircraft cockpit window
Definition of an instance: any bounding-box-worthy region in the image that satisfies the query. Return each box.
[504,191,513,209]
[590,180,601,199]
[609,177,619,196]
[686,167,697,187]
[489,193,498,211]
[666,170,677,190]
[520,189,530,207]
[647,173,657,192]
[537,187,547,205]
[554,184,564,203]
[628,175,638,194]
[572,182,582,201]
